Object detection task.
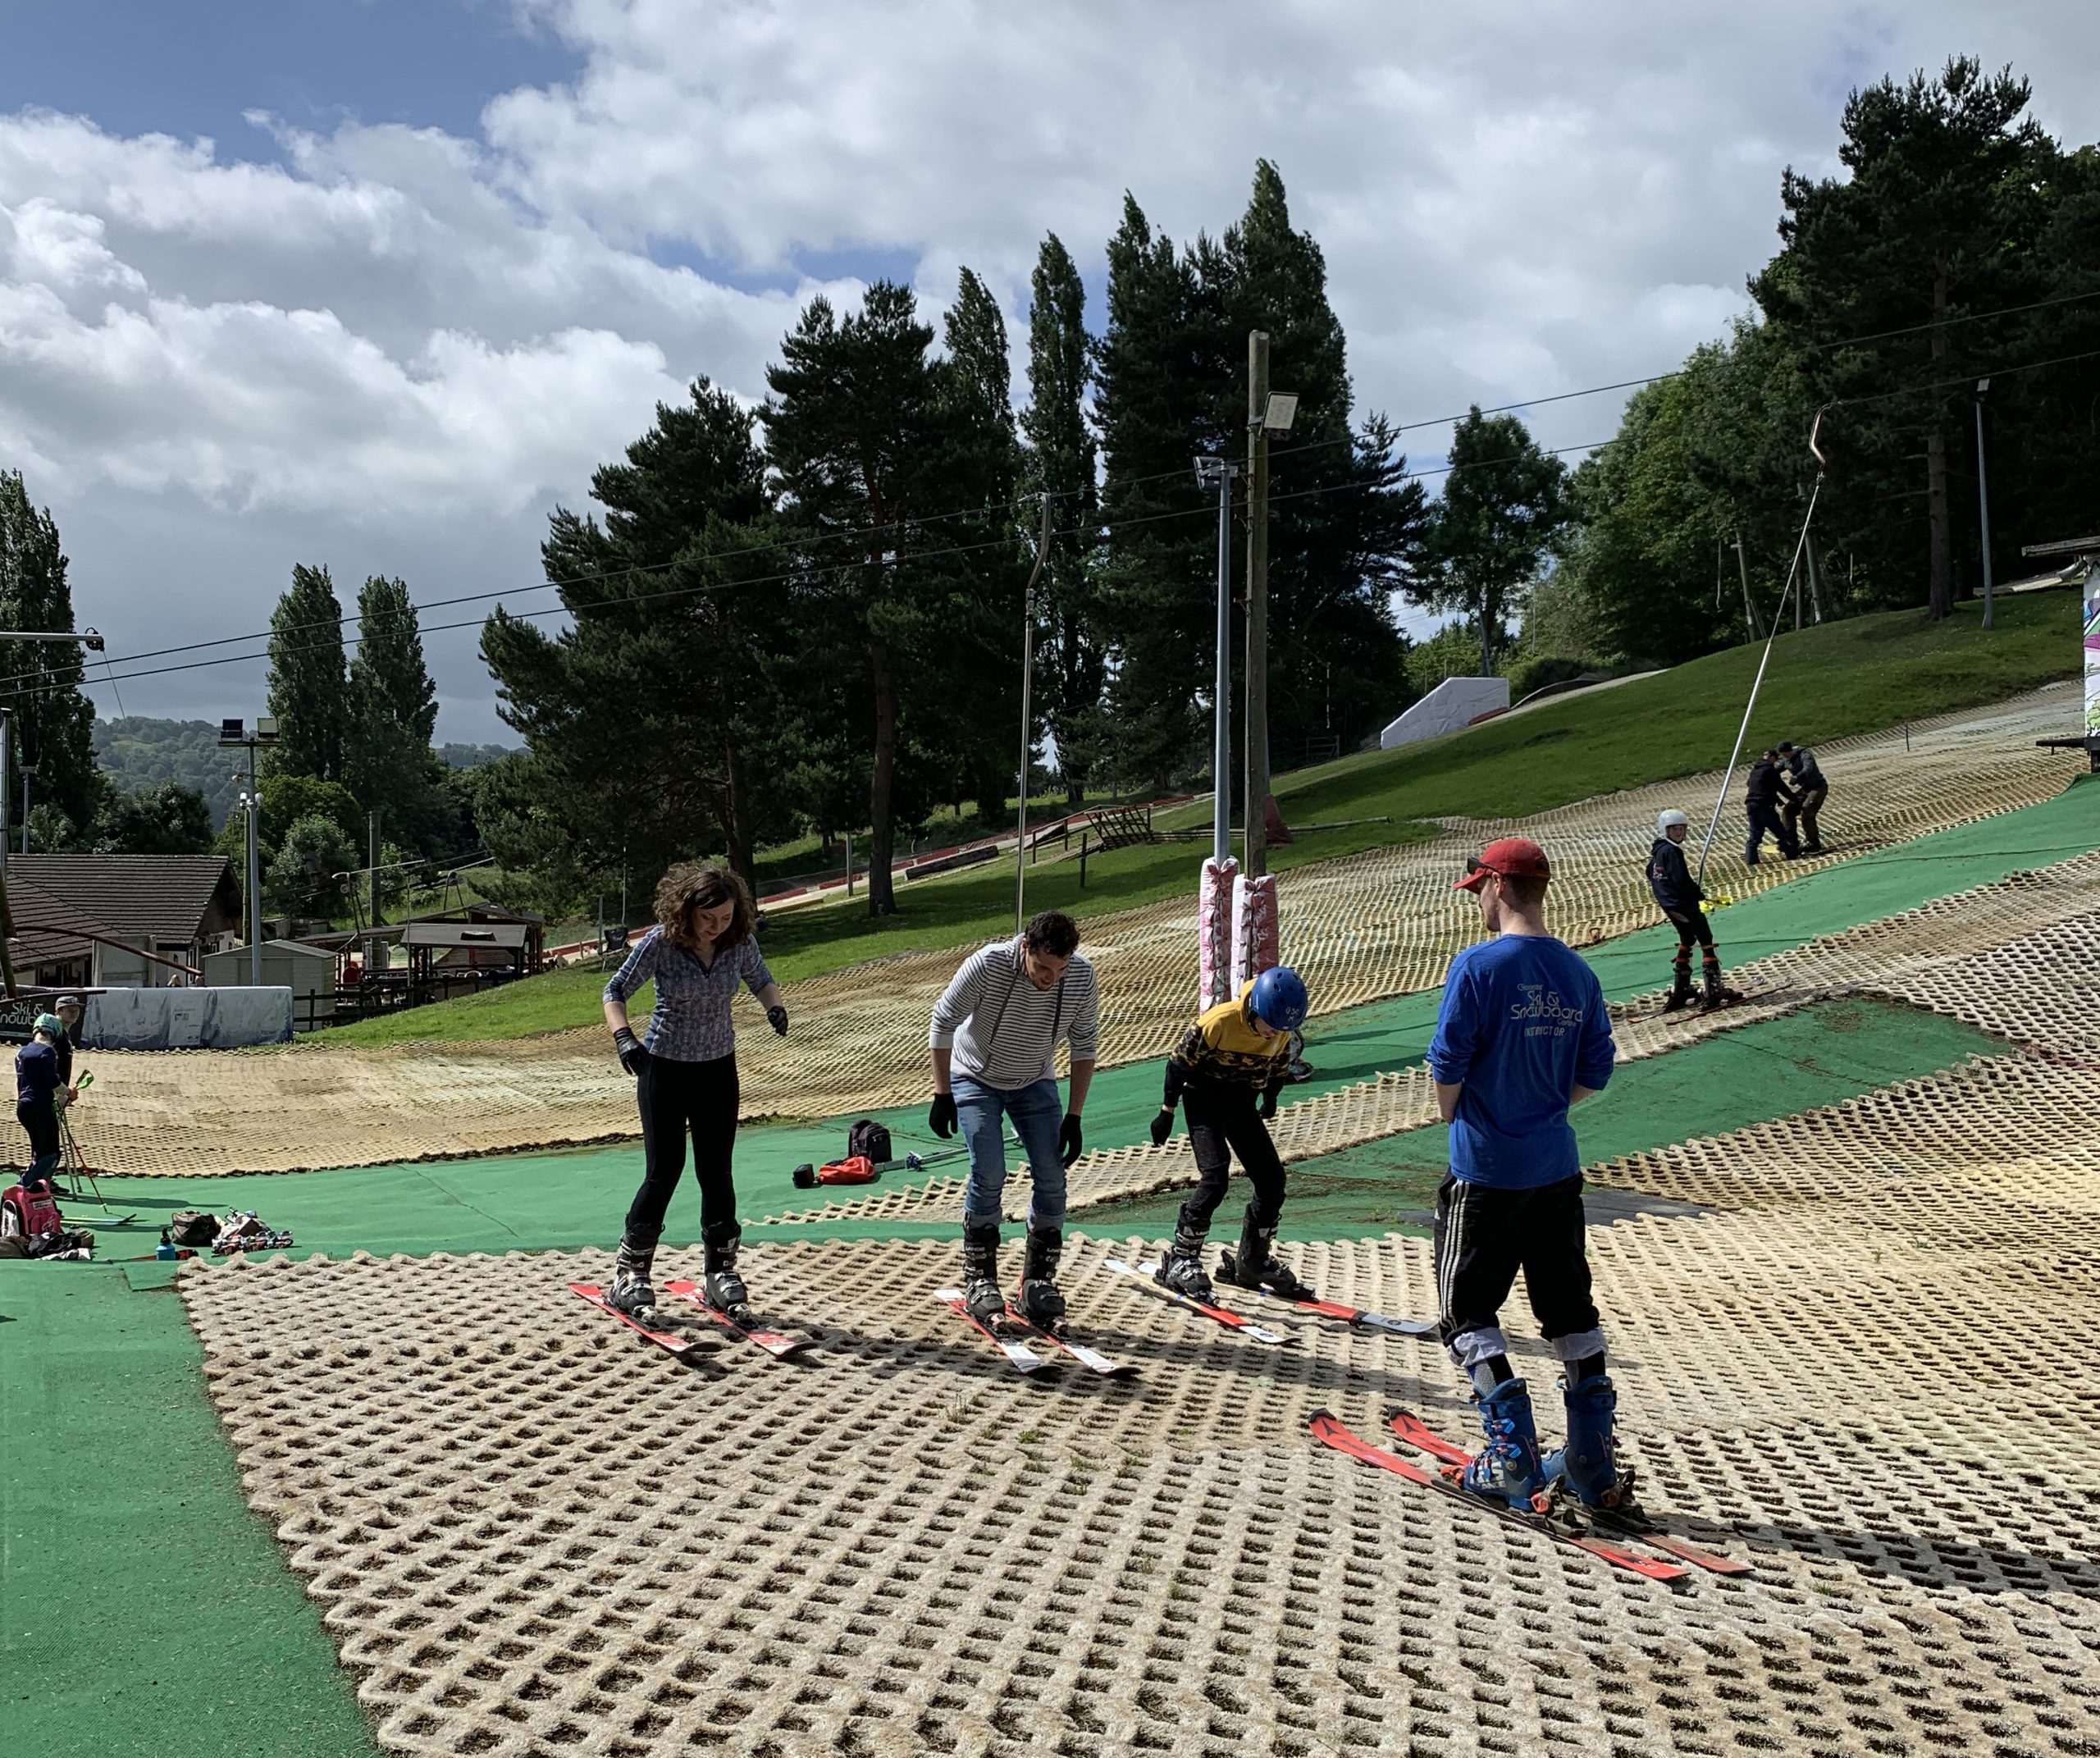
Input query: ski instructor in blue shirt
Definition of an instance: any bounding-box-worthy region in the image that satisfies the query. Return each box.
[1428,836,1625,1514]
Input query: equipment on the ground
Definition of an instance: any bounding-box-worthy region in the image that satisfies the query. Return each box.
[664,1280,809,1357]
[1103,1255,1294,1344]
[1453,1377,1546,1510]
[961,1221,1003,1325]
[791,1142,967,1189]
[1539,1373,1626,1509]
[701,1222,749,1317]
[934,1287,1060,1376]
[1157,1221,1213,1300]
[1017,1226,1066,1331]
[609,1233,658,1321]
[1215,1206,1317,1301]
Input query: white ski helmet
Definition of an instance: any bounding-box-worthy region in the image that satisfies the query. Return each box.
[1656,809,1689,837]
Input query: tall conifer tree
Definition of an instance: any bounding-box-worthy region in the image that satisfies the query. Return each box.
[0,470,103,839]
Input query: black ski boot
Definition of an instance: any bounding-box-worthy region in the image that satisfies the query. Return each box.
[702,1221,751,1318]
[1019,1226,1067,1332]
[1217,1205,1317,1301]
[1699,965,1742,1012]
[608,1231,659,1321]
[1156,1218,1214,1300]
[1662,966,1695,1011]
[962,1221,1005,1326]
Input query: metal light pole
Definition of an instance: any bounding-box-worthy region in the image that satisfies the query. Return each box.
[18,765,35,854]
[1014,493,1052,936]
[218,717,280,984]
[1974,378,1996,631]
[1242,345,1297,882]
[1195,456,1241,868]
[0,629,106,996]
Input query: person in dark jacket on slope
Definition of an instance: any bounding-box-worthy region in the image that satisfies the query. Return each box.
[1743,749,1800,865]
[1646,811,1737,1011]
[1776,741,1828,854]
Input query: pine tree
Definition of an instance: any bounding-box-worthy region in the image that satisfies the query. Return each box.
[764,282,974,916]
[0,470,105,841]
[265,564,349,782]
[1423,409,1567,674]
[1753,58,2053,619]
[1021,234,1107,804]
[482,377,787,888]
[346,575,447,854]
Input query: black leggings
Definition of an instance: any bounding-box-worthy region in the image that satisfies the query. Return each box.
[16,1102,58,1180]
[1176,1081,1287,1233]
[623,1053,739,1245]
[1664,907,1719,974]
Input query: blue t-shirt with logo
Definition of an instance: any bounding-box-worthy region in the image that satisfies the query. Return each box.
[1427,934,1616,1190]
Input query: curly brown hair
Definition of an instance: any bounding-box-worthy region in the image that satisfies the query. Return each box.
[653,861,756,951]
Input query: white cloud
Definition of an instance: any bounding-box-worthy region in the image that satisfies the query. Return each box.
[0,1,2096,737]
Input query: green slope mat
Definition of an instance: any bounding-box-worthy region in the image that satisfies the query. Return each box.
[67,771,2096,1259]
[1081,997,2006,1239]
[0,1267,381,1758]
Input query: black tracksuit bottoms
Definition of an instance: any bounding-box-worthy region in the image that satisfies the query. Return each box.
[1432,1172,1600,1348]
[1745,800,1798,863]
[1176,1080,1287,1232]
[624,1053,740,1245]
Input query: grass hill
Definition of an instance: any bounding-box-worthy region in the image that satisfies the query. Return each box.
[319,589,2081,1048]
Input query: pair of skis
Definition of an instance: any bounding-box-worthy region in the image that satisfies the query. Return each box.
[1309,1409,1748,1582]
[569,1282,809,1358]
[932,1288,1138,1378]
[1104,1255,1436,1342]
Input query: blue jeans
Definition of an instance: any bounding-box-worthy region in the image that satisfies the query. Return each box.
[955,1074,1066,1231]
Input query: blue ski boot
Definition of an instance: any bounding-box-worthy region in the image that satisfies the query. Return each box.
[1540,1373,1632,1509]
[1456,1377,1545,1509]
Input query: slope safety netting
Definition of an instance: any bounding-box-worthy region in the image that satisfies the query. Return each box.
[63,687,2088,1176]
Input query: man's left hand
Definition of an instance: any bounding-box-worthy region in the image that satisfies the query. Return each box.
[1058,1113,1084,1168]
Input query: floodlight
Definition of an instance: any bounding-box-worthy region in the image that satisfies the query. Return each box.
[218,718,245,747]
[256,717,280,742]
[1259,392,1299,435]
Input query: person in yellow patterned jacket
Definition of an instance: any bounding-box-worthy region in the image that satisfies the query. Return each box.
[1148,966,1315,1302]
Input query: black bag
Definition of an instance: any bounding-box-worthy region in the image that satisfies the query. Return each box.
[170,1211,217,1248]
[847,1119,892,1167]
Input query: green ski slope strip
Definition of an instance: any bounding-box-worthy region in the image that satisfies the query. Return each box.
[0,1267,381,1758]
[1080,997,2006,1239]
[69,771,2096,1259]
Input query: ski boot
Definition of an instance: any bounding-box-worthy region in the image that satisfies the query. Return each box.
[1540,1373,1635,1510]
[1216,1206,1317,1301]
[1662,966,1695,1012]
[1454,1377,1545,1510]
[702,1221,751,1320]
[1699,966,1742,1012]
[962,1221,1006,1327]
[1156,1219,1215,1301]
[607,1231,659,1322]
[1018,1226,1066,1332]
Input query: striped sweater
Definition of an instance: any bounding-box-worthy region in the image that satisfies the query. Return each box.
[929,938,1100,1090]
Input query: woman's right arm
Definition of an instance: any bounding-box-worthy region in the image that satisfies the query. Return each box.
[602,929,662,1036]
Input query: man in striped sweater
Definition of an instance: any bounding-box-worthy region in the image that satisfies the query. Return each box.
[929,910,1100,1330]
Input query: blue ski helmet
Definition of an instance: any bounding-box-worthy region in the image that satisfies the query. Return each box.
[1248,966,1308,1032]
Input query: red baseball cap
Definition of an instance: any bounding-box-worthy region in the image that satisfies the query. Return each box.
[1455,836,1552,893]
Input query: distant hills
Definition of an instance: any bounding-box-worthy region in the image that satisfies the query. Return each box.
[93,718,515,830]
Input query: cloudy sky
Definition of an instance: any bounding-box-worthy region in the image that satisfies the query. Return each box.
[2,1,2093,744]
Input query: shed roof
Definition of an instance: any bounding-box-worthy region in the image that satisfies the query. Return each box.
[10,855,240,943]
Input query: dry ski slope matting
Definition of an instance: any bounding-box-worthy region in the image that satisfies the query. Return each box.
[177,751,2100,1756]
[74,684,2089,1176]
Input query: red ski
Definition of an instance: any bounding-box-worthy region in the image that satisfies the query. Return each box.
[1102,1256,1294,1346]
[1308,1412,1687,1583]
[1385,1409,1748,1577]
[1215,1281,1436,1336]
[662,1280,810,1358]
[933,1289,1060,1376]
[570,1282,707,1357]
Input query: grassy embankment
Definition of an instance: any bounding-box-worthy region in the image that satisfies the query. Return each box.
[322,590,2079,1048]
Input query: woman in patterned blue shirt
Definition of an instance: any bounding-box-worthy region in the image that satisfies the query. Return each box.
[602,862,788,1321]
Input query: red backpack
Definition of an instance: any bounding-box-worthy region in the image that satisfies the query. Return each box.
[2,1181,63,1240]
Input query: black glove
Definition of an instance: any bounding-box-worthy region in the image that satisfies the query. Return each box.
[1148,1107,1175,1148]
[1258,1084,1281,1122]
[612,1027,650,1076]
[767,1005,789,1037]
[929,1091,958,1139]
[1059,1113,1084,1168]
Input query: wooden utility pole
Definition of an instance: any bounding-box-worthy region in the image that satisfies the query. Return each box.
[1244,331,1271,879]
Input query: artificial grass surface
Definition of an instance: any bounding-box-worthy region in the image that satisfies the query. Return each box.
[0,1267,381,1758]
[319,595,2080,1048]
[1079,997,2005,1239]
